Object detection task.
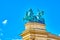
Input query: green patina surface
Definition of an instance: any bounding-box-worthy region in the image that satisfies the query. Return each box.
[23,9,45,24]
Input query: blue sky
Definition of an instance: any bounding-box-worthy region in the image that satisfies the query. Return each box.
[0,0,60,40]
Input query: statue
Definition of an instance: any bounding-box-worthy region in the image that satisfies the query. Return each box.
[23,9,45,24]
[37,9,45,24]
[23,9,34,21]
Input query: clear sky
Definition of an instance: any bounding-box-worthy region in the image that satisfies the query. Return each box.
[0,0,60,40]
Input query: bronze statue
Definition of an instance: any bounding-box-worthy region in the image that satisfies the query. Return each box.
[23,9,45,24]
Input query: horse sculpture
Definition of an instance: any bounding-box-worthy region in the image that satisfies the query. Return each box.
[23,9,45,24]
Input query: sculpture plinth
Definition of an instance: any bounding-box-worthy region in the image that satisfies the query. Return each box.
[25,22,45,31]
[21,22,48,40]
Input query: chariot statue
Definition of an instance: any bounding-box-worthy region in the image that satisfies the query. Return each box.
[23,9,45,24]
